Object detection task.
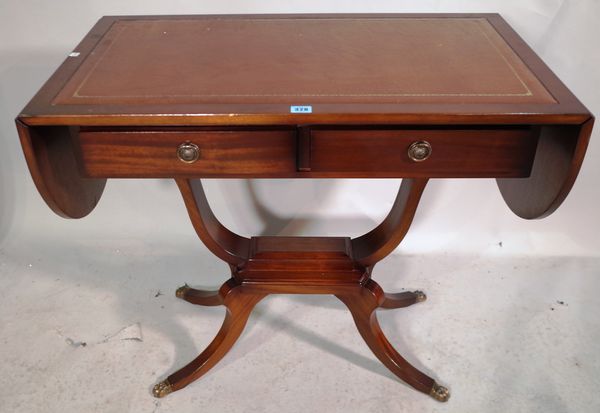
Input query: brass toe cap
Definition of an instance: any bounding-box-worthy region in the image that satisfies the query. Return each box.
[430,382,450,402]
[152,379,173,398]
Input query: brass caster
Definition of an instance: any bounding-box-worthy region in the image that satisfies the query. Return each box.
[414,290,427,303]
[152,379,173,398]
[429,382,450,402]
[175,284,190,299]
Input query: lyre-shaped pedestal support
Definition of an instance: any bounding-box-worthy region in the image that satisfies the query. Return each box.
[153,178,449,402]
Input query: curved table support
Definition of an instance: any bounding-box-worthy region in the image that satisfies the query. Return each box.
[352,178,429,267]
[153,279,266,397]
[175,284,223,306]
[336,279,449,401]
[381,290,427,309]
[497,117,594,219]
[163,177,449,401]
[176,179,250,266]
[16,121,106,218]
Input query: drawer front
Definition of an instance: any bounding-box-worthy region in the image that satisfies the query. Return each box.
[78,129,297,177]
[309,128,537,177]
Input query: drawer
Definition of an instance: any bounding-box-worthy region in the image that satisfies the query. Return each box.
[309,128,538,177]
[77,129,297,177]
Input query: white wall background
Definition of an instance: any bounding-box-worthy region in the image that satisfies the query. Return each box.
[0,0,598,255]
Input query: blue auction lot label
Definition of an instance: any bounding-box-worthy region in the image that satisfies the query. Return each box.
[290,105,312,113]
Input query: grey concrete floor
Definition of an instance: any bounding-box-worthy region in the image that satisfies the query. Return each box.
[0,231,599,413]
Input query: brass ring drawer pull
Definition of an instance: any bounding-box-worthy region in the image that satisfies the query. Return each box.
[407,140,432,162]
[177,142,200,163]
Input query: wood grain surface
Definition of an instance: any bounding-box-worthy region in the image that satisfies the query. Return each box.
[16,14,594,218]
[17,14,590,126]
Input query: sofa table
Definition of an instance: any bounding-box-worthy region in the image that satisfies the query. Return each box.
[16,14,593,402]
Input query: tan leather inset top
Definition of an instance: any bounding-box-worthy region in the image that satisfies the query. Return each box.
[54,17,555,106]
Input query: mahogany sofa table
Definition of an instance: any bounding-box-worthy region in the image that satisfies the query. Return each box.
[16,14,593,403]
